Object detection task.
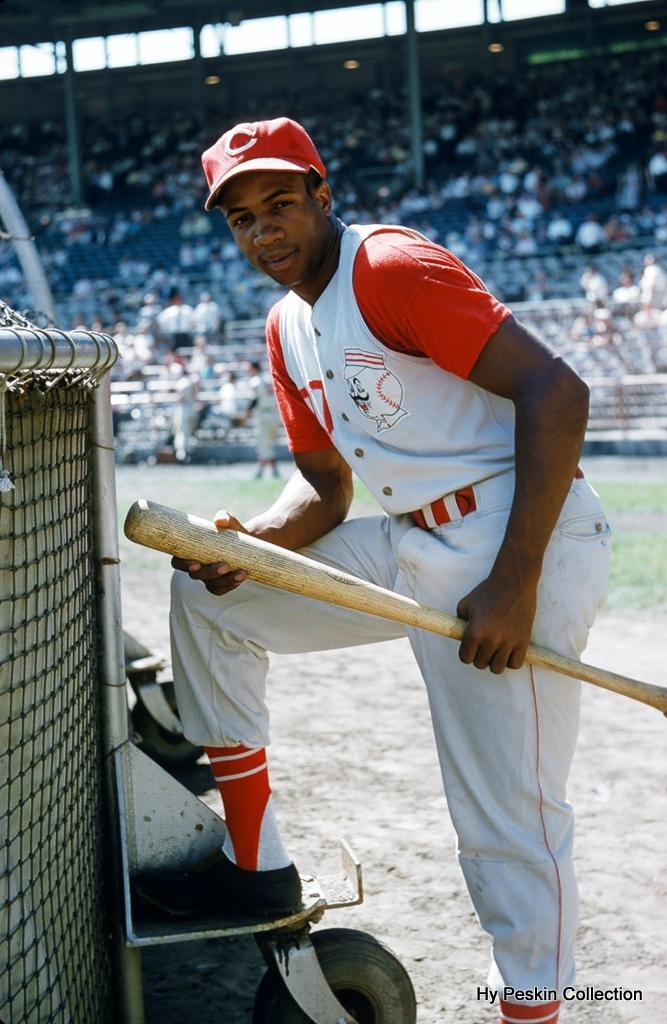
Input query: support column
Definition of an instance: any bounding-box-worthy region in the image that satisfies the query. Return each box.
[91,375,146,1024]
[0,170,57,324]
[380,3,393,92]
[405,0,423,190]
[63,36,83,206]
[191,21,205,119]
[286,6,298,104]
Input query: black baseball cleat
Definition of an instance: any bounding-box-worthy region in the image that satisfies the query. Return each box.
[132,849,303,920]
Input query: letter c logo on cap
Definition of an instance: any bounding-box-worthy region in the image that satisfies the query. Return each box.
[224,124,258,157]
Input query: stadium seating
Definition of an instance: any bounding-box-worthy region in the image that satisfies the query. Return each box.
[1,46,666,453]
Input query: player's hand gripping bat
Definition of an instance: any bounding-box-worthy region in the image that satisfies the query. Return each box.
[124,499,667,717]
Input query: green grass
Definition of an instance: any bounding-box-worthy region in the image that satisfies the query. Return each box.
[591,482,667,610]
[115,466,383,523]
[116,466,667,613]
[592,481,667,515]
[605,533,667,610]
[117,468,272,520]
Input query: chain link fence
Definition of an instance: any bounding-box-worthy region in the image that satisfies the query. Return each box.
[1,303,117,1024]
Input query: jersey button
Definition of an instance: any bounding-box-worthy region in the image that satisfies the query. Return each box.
[325,369,334,379]
[313,327,321,337]
[382,485,393,496]
[341,413,349,422]
[354,448,364,458]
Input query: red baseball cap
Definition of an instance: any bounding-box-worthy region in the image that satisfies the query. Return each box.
[202,117,327,211]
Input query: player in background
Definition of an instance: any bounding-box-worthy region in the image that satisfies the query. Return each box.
[146,119,611,1024]
[243,361,283,479]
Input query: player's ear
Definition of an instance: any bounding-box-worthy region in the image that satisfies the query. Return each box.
[315,180,333,216]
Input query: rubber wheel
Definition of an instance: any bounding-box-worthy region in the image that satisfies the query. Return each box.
[131,681,203,767]
[253,927,416,1024]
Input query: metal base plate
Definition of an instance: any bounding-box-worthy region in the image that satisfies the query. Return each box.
[115,742,362,948]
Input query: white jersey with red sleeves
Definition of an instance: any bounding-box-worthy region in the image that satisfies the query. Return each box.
[277,223,516,514]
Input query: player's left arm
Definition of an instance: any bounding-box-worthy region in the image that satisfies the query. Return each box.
[456,313,589,674]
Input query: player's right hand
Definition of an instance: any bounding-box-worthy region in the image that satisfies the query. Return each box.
[171,509,249,596]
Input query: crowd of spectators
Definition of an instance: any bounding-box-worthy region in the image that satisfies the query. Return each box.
[2,47,667,428]
[572,251,667,373]
[110,328,282,465]
[102,240,666,468]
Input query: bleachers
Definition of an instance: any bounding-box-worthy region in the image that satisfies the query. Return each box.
[588,375,667,439]
[107,295,667,467]
[111,341,270,463]
[1,46,666,456]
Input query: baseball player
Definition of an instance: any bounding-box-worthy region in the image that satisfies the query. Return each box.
[244,360,283,478]
[153,119,613,1024]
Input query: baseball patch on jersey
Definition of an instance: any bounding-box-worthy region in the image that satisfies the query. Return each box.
[343,349,409,433]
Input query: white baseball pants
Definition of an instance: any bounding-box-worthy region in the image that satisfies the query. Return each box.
[170,471,611,998]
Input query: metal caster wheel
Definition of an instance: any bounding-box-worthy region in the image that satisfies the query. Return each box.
[253,927,416,1024]
[131,681,203,768]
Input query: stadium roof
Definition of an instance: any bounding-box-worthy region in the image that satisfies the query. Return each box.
[4,0,396,47]
[2,0,667,48]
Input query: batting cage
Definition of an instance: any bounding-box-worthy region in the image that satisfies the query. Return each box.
[0,303,120,1024]
[0,299,404,1024]
[0,303,240,1024]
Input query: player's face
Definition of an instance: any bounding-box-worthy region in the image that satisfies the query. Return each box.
[218,171,337,304]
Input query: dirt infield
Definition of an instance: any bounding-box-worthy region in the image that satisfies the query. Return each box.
[118,458,666,1024]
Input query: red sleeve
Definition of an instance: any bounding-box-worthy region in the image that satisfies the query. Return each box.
[266,300,334,454]
[353,228,511,378]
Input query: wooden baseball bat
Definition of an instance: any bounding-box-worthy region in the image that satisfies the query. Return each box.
[124,499,667,717]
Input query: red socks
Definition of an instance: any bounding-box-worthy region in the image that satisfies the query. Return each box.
[500,999,560,1024]
[205,744,291,871]
[205,744,270,870]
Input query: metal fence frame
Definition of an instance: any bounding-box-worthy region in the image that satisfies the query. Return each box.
[0,323,145,1024]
